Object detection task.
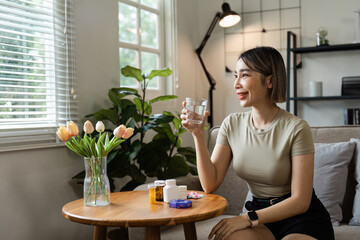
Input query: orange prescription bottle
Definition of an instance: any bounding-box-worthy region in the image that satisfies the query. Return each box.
[148,184,156,204]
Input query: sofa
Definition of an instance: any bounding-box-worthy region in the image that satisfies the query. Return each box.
[125,125,360,240]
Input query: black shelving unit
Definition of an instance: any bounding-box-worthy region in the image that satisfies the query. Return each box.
[286,31,360,115]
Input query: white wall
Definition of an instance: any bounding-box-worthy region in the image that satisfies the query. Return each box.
[0,0,359,239]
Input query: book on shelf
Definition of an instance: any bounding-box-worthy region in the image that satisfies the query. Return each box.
[344,108,360,125]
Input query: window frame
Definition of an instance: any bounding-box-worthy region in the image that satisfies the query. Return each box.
[118,0,177,99]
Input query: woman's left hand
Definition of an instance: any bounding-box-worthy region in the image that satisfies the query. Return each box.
[208,215,251,240]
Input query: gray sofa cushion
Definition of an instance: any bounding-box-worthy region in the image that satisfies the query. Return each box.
[350,138,360,226]
[314,142,356,226]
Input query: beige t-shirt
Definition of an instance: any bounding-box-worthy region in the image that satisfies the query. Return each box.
[217,108,314,198]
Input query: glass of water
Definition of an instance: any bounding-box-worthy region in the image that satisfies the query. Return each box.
[185,98,208,124]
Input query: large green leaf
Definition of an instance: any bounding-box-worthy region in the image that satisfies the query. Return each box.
[177,147,197,165]
[129,140,141,161]
[120,179,144,191]
[130,164,146,183]
[149,114,174,124]
[94,109,118,125]
[147,68,172,80]
[133,97,143,112]
[121,66,143,82]
[149,95,178,105]
[164,156,189,179]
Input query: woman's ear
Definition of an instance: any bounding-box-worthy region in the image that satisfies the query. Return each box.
[266,75,273,89]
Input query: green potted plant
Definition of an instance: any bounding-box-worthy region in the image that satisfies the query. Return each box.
[73,65,197,191]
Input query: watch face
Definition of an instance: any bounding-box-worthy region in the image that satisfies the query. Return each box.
[248,211,258,221]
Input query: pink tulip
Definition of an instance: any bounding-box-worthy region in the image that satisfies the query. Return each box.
[67,121,79,136]
[113,125,126,138]
[56,125,70,141]
[83,120,94,134]
[122,128,134,139]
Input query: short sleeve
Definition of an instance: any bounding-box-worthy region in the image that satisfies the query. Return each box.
[291,120,315,156]
[216,115,230,146]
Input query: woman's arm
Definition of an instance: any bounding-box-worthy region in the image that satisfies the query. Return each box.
[181,104,232,193]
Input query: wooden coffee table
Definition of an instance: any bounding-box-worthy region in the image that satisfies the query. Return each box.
[62,190,227,240]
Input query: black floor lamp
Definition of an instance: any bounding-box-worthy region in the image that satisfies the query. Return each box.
[195,2,241,127]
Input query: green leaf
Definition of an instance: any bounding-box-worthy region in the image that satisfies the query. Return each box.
[130,164,146,183]
[120,179,144,191]
[144,101,152,115]
[147,68,172,80]
[176,137,182,148]
[164,156,189,179]
[94,109,118,125]
[129,140,142,161]
[178,147,197,165]
[72,170,85,180]
[149,95,178,105]
[110,87,140,99]
[149,114,174,124]
[133,97,143,112]
[121,65,144,82]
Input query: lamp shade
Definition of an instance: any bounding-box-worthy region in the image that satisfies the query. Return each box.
[219,2,241,28]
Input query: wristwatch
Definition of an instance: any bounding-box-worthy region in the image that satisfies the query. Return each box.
[247,210,259,227]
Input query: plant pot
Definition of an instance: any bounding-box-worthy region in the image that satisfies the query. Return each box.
[83,157,110,206]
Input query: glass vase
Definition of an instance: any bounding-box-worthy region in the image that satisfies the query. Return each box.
[83,157,110,206]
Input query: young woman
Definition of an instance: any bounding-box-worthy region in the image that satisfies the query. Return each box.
[181,47,334,240]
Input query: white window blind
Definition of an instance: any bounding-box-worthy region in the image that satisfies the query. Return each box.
[0,0,77,151]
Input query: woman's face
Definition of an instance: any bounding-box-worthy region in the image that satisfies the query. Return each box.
[234,58,272,108]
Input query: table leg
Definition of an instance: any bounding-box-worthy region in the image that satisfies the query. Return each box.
[93,226,107,240]
[145,226,161,240]
[183,222,197,240]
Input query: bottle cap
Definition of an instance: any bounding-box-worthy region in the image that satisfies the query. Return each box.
[148,184,156,189]
[165,179,176,185]
[154,180,166,186]
[178,185,187,190]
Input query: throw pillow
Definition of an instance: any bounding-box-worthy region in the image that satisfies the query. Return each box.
[314,142,356,227]
[349,138,360,226]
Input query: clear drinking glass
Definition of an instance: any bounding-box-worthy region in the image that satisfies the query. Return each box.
[185,98,208,124]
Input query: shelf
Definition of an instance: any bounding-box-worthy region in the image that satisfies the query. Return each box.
[291,43,360,54]
[289,95,360,101]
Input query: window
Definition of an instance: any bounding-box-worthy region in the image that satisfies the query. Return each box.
[0,0,77,151]
[118,0,176,97]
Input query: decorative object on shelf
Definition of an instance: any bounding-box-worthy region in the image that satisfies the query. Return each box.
[309,81,323,97]
[354,9,360,43]
[56,120,134,206]
[342,76,360,96]
[316,27,329,46]
[344,108,360,125]
[195,2,240,127]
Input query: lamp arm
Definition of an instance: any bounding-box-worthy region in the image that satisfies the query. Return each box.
[195,12,222,55]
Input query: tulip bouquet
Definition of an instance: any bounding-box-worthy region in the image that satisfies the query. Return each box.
[57,120,134,206]
[57,120,134,158]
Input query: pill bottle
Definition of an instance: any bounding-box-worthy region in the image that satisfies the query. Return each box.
[154,180,166,201]
[178,185,187,200]
[163,179,179,203]
[148,184,156,204]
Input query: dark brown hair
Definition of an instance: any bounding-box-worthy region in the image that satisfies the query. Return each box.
[239,46,287,103]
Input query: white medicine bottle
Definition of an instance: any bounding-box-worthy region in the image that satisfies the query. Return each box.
[163,179,179,203]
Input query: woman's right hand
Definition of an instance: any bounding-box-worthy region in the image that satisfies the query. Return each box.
[181,101,210,137]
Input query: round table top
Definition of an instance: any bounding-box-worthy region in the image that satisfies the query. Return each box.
[62,190,227,228]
